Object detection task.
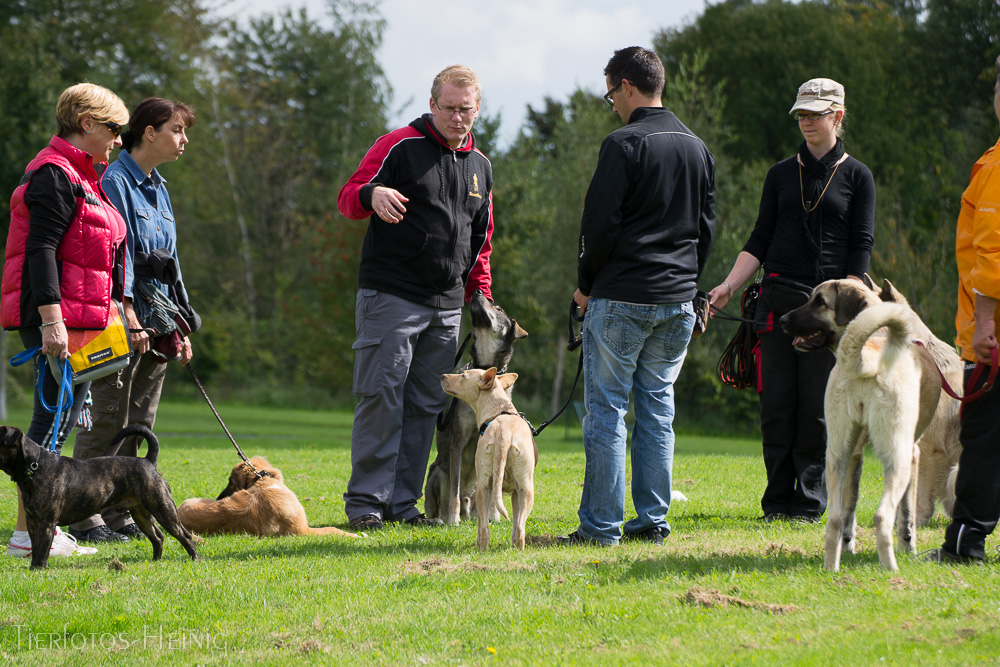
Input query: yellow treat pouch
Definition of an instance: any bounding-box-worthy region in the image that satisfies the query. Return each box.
[48,300,133,384]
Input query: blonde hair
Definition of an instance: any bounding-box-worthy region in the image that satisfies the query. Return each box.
[829,103,848,139]
[431,65,481,102]
[56,83,129,138]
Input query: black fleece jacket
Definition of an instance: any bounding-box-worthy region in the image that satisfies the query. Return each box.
[578,107,715,304]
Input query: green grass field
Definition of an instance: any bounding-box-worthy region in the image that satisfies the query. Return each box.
[1,401,998,666]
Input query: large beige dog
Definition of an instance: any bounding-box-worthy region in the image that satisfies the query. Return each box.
[781,278,962,571]
[440,367,537,551]
[178,457,360,538]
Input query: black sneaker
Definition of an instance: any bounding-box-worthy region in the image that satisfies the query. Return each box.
[555,530,613,547]
[403,513,444,527]
[69,525,129,543]
[761,512,790,523]
[622,526,666,545]
[348,513,384,531]
[115,523,147,541]
[919,547,984,566]
[790,514,822,524]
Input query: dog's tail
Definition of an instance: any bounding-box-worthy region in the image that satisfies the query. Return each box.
[108,424,159,466]
[836,302,913,379]
[491,429,511,521]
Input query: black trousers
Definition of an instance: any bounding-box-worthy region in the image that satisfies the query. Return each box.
[757,327,835,518]
[943,361,1000,560]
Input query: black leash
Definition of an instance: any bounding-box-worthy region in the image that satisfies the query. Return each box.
[186,363,268,478]
[709,304,755,325]
[523,301,586,437]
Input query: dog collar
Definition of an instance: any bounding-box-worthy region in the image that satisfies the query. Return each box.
[479,410,520,436]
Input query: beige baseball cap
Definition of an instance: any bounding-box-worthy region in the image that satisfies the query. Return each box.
[789,78,845,115]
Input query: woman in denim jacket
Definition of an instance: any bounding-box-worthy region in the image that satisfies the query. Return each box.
[67,97,198,544]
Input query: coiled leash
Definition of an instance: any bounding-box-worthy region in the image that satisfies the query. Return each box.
[9,347,75,453]
[714,283,762,391]
[185,363,268,478]
[520,300,586,437]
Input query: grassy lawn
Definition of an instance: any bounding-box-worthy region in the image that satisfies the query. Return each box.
[1,400,998,666]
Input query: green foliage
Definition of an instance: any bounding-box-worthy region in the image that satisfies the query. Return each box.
[1,402,996,664]
[3,0,1000,425]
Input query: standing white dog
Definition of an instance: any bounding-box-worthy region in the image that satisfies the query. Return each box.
[440,367,537,551]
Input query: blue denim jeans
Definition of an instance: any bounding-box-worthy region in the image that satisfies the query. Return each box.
[577,297,695,544]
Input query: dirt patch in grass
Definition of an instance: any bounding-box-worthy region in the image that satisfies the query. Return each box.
[681,586,798,614]
[766,542,806,557]
[527,534,556,547]
[400,557,538,576]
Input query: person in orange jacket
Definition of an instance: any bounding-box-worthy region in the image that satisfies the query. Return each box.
[927,54,1000,565]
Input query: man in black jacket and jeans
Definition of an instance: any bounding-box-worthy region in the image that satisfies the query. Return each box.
[559,46,715,547]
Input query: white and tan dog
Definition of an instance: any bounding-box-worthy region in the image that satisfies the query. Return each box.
[440,367,537,551]
[782,279,960,571]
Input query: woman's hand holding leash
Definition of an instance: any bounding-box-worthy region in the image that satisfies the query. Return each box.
[572,289,589,315]
[38,304,68,360]
[708,283,732,315]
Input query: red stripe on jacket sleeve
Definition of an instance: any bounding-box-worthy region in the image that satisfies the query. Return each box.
[337,127,419,220]
[465,187,493,302]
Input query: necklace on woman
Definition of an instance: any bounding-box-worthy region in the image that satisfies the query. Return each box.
[798,153,849,213]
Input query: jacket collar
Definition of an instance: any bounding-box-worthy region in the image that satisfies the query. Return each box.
[114,149,165,188]
[48,135,102,180]
[626,106,671,125]
[413,113,475,153]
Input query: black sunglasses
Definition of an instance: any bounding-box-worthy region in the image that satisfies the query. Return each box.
[101,120,124,137]
[604,80,626,106]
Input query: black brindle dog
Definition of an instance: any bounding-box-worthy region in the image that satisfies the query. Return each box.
[0,424,198,569]
[424,291,527,525]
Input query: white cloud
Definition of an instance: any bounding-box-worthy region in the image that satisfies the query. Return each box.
[222,0,708,146]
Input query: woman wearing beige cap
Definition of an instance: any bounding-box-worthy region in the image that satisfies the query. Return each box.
[708,77,875,523]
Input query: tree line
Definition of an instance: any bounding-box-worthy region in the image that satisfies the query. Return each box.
[1,0,998,435]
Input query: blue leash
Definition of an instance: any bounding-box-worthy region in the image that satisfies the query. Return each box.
[9,347,74,452]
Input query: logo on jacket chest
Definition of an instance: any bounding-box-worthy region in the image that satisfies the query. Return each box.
[468,173,482,199]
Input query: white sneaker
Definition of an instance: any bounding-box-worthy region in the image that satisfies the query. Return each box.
[6,527,98,558]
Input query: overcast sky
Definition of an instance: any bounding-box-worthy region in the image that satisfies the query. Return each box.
[220,0,711,147]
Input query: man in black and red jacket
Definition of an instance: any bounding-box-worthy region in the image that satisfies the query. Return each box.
[337,65,493,531]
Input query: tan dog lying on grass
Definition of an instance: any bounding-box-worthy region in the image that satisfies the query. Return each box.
[178,457,360,538]
[441,367,537,550]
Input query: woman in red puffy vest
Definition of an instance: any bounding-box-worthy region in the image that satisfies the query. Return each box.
[2,82,128,561]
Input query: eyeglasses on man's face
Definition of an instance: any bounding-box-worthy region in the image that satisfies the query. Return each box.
[793,110,834,122]
[604,80,626,107]
[434,101,477,119]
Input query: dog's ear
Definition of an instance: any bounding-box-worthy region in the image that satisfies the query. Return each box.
[512,320,528,339]
[479,367,497,389]
[861,273,876,291]
[879,278,906,304]
[834,286,871,326]
[497,373,518,390]
[0,426,20,448]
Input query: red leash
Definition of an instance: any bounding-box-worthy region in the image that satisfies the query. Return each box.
[914,341,998,403]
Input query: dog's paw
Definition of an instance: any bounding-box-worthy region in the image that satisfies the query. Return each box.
[671,490,689,502]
